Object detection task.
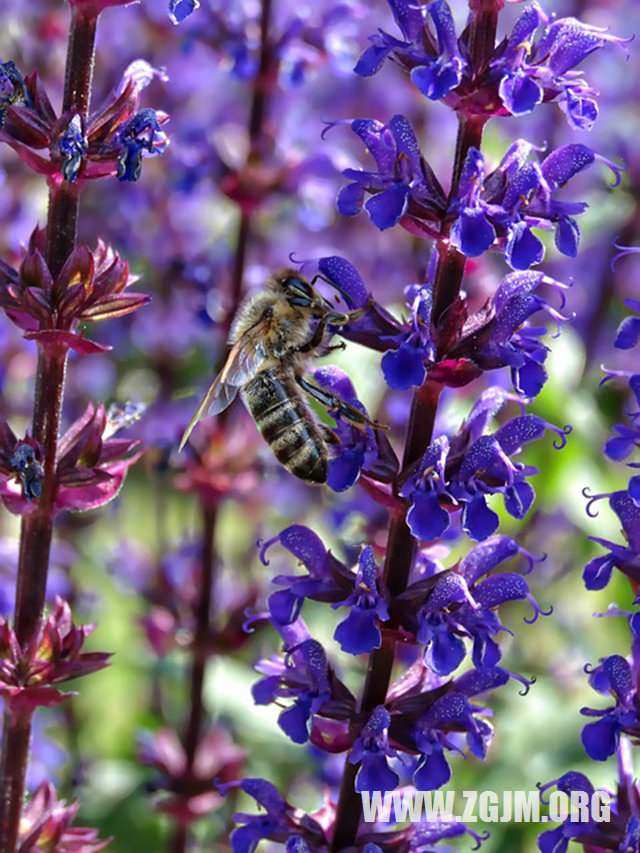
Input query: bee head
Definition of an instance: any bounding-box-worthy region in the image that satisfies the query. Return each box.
[273,271,328,317]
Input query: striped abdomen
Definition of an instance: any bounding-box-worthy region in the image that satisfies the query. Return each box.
[243,368,328,484]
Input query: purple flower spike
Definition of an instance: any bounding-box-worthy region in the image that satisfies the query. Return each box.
[350,706,400,793]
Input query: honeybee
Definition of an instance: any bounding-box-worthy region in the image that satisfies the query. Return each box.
[178,269,383,484]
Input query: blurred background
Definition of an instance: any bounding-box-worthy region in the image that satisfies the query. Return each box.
[1,0,640,850]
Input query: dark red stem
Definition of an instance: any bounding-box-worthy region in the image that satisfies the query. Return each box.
[0,8,97,853]
[330,5,500,847]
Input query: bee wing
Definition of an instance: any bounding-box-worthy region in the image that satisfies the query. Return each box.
[178,326,268,452]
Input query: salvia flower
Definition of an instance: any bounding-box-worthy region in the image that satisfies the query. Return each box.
[355,0,466,101]
[260,525,389,655]
[329,114,446,232]
[0,59,29,128]
[492,4,629,130]
[399,388,570,541]
[537,771,598,853]
[334,119,619,268]
[226,779,328,853]
[448,141,621,270]
[59,114,87,183]
[355,0,625,126]
[313,255,402,353]
[18,781,108,853]
[7,440,43,503]
[0,598,110,722]
[349,706,400,793]
[0,227,148,354]
[312,366,399,490]
[252,620,355,744]
[580,654,639,761]
[387,663,530,791]
[582,487,640,590]
[116,107,169,182]
[395,535,546,675]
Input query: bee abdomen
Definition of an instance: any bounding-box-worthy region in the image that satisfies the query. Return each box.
[243,369,328,484]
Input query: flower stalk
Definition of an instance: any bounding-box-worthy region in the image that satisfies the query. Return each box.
[0,7,97,851]
[330,5,498,847]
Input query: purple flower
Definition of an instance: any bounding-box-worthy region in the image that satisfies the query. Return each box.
[493,5,628,130]
[444,271,570,397]
[400,388,570,541]
[116,107,169,182]
[355,0,466,102]
[354,0,625,126]
[349,706,399,793]
[333,547,390,655]
[0,57,168,183]
[386,665,528,792]
[253,622,355,744]
[227,779,328,853]
[537,771,598,853]
[396,535,547,675]
[314,255,403,353]
[328,114,446,232]
[582,487,640,590]
[448,141,621,270]
[261,526,389,655]
[0,60,28,128]
[580,654,638,761]
[312,366,398,491]
[381,282,435,391]
[8,440,43,502]
[59,114,87,183]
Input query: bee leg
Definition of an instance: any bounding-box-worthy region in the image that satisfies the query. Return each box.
[298,377,388,433]
[320,425,342,445]
[322,341,347,355]
[298,319,328,354]
[335,298,375,324]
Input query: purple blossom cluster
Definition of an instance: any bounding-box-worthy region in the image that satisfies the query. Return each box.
[214,1,624,851]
